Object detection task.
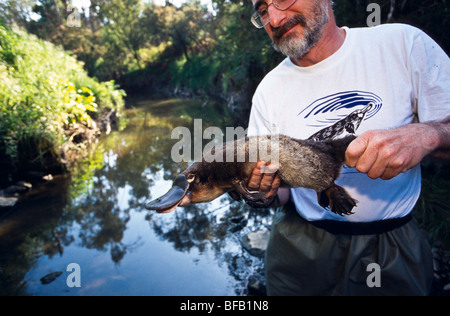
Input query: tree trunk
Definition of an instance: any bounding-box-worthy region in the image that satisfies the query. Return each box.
[53,0,63,25]
[387,0,396,23]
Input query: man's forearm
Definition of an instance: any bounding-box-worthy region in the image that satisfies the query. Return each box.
[345,115,450,180]
[426,115,450,161]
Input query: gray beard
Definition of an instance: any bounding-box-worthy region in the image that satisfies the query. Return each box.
[272,1,330,59]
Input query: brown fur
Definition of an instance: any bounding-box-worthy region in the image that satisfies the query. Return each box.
[146,134,357,215]
[181,134,356,202]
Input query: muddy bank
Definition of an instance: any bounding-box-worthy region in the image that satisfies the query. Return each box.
[0,110,117,209]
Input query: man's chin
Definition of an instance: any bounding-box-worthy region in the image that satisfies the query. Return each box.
[273,36,311,59]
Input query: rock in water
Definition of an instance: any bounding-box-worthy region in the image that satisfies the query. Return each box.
[0,196,18,209]
[241,230,270,258]
[40,271,63,285]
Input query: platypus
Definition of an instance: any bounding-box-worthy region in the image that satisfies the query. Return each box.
[145,134,358,216]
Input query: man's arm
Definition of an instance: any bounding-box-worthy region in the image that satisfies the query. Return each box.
[345,115,450,180]
[427,116,450,160]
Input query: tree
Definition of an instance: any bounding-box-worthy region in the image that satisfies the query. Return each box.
[99,0,148,70]
[144,1,213,62]
[0,0,35,28]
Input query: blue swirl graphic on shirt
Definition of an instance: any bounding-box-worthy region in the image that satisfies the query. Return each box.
[299,91,382,121]
[297,91,382,141]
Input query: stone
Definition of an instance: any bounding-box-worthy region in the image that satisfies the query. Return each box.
[43,174,53,181]
[246,274,267,296]
[0,196,18,208]
[4,182,32,195]
[241,229,270,258]
[40,271,63,285]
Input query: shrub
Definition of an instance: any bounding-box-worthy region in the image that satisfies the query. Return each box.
[0,25,125,172]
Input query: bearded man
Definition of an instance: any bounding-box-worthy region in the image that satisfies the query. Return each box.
[245,0,450,295]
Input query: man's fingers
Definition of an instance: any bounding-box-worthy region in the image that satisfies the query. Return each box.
[345,133,370,168]
[366,155,387,179]
[259,163,278,192]
[355,144,379,175]
[345,128,424,180]
[246,161,266,191]
[265,174,281,199]
[247,161,280,196]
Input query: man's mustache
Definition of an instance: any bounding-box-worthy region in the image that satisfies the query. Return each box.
[272,14,308,43]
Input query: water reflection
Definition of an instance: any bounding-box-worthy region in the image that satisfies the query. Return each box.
[0,99,273,296]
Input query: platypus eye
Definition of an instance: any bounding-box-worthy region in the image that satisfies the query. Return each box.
[186,174,196,183]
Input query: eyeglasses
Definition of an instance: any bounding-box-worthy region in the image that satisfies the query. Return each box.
[250,0,298,29]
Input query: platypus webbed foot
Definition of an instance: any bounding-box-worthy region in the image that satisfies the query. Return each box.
[232,180,276,208]
[318,184,357,216]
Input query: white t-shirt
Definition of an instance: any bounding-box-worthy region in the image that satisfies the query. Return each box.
[248,24,450,222]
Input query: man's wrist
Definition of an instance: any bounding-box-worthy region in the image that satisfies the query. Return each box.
[422,116,450,160]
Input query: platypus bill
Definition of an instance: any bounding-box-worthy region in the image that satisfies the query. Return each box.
[145,134,358,216]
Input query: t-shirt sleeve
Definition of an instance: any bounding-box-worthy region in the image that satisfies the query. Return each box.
[409,29,450,122]
[247,90,272,136]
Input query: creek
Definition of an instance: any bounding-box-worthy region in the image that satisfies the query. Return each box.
[0,98,273,296]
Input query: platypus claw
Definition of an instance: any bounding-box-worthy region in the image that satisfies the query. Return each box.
[232,180,276,208]
[318,184,358,216]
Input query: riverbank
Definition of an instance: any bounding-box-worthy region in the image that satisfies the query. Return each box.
[0,109,118,211]
[0,25,126,202]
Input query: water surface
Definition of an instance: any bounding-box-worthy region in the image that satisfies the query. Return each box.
[0,99,273,296]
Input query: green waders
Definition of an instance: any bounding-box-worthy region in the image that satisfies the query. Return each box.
[265,201,434,296]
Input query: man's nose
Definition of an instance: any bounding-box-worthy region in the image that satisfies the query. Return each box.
[268,4,287,28]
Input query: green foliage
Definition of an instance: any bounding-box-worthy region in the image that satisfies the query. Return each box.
[0,25,125,169]
[59,82,98,128]
[414,163,450,245]
[168,54,219,91]
[333,0,449,52]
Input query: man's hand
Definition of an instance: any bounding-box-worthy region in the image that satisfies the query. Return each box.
[345,123,443,180]
[238,160,291,208]
[247,161,281,200]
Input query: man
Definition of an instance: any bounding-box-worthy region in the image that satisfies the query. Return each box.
[245,0,450,295]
